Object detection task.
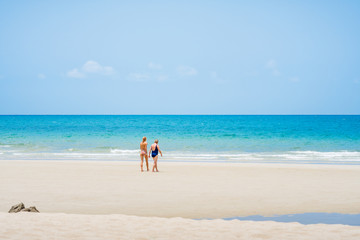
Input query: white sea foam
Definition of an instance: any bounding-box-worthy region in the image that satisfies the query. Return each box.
[110,149,139,154]
[53,153,113,157]
[1,150,360,164]
[167,151,360,163]
[12,153,33,156]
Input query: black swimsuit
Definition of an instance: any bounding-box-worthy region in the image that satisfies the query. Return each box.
[151,145,158,158]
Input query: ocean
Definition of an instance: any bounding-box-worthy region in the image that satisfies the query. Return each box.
[0,115,359,164]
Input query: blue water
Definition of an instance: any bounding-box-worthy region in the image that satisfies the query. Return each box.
[223,213,360,226]
[0,115,359,163]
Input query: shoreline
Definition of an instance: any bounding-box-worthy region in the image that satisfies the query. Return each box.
[3,159,360,167]
[2,150,360,165]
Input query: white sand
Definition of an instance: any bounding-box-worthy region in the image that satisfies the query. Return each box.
[1,212,360,240]
[1,160,360,239]
[1,160,360,218]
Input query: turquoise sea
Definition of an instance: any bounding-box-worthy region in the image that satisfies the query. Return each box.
[0,115,360,164]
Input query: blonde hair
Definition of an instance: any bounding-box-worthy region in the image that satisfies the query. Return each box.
[155,139,159,143]
[142,136,146,142]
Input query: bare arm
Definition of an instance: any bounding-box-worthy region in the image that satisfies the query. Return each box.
[158,146,162,157]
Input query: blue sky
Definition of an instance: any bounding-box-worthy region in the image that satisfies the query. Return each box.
[0,0,359,114]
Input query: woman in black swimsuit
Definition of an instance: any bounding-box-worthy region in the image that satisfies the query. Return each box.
[149,139,162,172]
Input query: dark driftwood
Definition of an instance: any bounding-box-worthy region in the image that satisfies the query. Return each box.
[21,206,40,212]
[8,203,25,213]
[9,203,39,213]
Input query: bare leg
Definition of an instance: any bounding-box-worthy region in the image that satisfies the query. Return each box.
[154,155,159,172]
[140,154,144,172]
[145,155,149,171]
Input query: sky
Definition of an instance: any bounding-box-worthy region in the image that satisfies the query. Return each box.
[0,0,359,114]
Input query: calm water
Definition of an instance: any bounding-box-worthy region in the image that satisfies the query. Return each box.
[223,213,360,226]
[0,115,359,163]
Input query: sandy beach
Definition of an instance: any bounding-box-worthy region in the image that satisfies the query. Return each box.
[1,160,360,239]
[1,160,360,217]
[1,212,360,240]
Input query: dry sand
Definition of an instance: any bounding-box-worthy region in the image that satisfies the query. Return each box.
[1,212,360,240]
[1,160,360,218]
[1,160,360,239]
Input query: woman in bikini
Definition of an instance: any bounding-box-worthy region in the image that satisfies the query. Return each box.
[149,139,162,172]
[140,136,149,172]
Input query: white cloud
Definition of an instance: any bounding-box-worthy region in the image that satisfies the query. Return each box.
[38,73,46,79]
[82,61,103,73]
[128,62,169,82]
[266,59,281,76]
[128,73,169,82]
[67,60,115,78]
[128,73,150,82]
[148,62,163,70]
[177,65,197,76]
[67,68,85,78]
[82,61,114,75]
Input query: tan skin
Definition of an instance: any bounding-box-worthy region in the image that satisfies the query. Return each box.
[140,137,149,172]
[149,140,162,172]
